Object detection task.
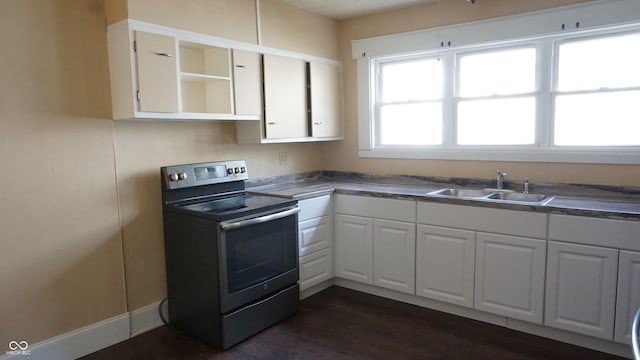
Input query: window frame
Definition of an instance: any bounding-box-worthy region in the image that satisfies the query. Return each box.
[354,0,640,164]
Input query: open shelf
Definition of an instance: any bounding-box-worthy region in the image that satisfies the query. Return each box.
[179,41,233,114]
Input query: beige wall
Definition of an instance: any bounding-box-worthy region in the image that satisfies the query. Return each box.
[260,0,340,59]
[0,0,126,346]
[2,0,638,351]
[331,0,640,186]
[0,0,333,348]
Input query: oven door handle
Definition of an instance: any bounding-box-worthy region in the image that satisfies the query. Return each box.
[220,207,300,231]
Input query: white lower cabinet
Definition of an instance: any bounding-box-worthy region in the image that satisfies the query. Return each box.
[545,241,618,340]
[334,214,374,284]
[373,219,416,294]
[297,195,333,291]
[615,250,640,344]
[334,195,416,294]
[299,248,332,290]
[474,233,546,324]
[417,202,548,323]
[416,225,475,308]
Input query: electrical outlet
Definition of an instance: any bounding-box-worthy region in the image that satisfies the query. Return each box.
[279,152,288,165]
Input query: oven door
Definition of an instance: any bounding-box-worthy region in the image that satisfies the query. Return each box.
[218,206,300,313]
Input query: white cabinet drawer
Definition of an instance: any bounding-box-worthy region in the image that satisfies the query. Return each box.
[417,202,547,239]
[335,194,415,222]
[299,215,333,256]
[298,195,333,221]
[299,248,333,291]
[549,214,640,250]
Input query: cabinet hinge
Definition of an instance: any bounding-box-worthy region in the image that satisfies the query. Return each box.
[133,40,137,52]
[136,90,140,101]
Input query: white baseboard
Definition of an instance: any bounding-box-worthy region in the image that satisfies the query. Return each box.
[0,300,168,360]
[1,313,130,360]
[333,279,634,359]
[129,299,167,337]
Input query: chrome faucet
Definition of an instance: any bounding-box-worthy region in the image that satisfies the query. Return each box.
[523,178,530,194]
[496,171,507,189]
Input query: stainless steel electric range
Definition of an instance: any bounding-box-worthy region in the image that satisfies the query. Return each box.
[161,160,300,349]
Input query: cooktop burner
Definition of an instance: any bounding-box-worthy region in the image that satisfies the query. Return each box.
[173,193,296,221]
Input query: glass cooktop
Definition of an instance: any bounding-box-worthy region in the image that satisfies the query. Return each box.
[177,193,295,219]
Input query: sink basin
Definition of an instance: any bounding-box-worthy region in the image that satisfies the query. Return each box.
[428,188,554,205]
[486,192,553,204]
[429,188,494,198]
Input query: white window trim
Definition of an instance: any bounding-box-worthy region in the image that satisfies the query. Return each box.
[354,0,640,164]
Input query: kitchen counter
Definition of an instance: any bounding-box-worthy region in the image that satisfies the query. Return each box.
[247,172,640,220]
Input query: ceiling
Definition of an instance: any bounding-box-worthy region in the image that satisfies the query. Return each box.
[278,0,438,20]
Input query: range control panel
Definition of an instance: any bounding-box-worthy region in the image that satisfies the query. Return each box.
[161,160,248,190]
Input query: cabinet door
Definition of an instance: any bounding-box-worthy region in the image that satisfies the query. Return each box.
[416,225,475,308]
[373,219,416,294]
[299,215,333,256]
[475,233,546,324]
[335,214,373,284]
[615,250,640,344]
[232,50,262,116]
[135,31,179,113]
[310,62,343,138]
[545,241,618,340]
[299,248,333,291]
[263,54,307,139]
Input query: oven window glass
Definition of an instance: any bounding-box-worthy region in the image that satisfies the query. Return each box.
[224,214,297,294]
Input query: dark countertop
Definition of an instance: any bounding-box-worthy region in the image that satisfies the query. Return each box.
[247,172,640,221]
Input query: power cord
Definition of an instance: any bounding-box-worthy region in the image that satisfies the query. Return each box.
[159,297,169,325]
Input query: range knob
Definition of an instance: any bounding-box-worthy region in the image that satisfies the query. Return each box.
[240,167,247,173]
[168,173,179,182]
[178,172,188,180]
[227,168,234,175]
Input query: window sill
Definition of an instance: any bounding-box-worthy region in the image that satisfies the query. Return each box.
[359,148,640,164]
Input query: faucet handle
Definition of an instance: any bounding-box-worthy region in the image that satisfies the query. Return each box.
[497,170,507,177]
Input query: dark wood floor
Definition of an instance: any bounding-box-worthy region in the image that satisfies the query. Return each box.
[81,286,626,360]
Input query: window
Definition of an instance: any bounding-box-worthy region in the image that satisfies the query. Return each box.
[356,0,640,163]
[554,33,640,146]
[378,58,443,145]
[457,47,537,145]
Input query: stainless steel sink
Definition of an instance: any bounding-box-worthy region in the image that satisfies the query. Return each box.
[428,187,554,205]
[486,192,554,204]
[429,188,494,198]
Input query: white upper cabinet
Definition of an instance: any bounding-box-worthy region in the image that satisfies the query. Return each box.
[263,54,308,139]
[310,62,343,138]
[134,31,179,113]
[107,21,259,121]
[107,20,343,137]
[232,49,262,116]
